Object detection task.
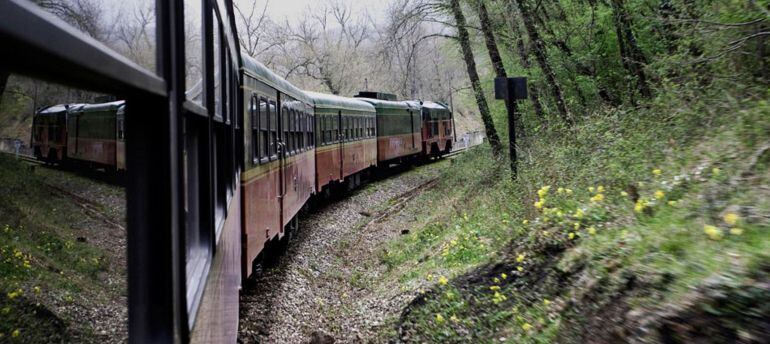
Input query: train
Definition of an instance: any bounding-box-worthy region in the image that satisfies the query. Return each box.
[31,53,455,283]
[31,100,126,171]
[2,0,469,341]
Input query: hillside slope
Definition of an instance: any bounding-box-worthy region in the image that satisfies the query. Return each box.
[378,88,769,343]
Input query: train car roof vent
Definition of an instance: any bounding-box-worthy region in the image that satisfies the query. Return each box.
[354,91,397,101]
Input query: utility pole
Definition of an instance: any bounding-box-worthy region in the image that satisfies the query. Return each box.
[494,77,527,180]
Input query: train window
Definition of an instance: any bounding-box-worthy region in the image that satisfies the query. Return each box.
[309,114,315,147]
[250,95,258,162]
[269,101,277,158]
[213,17,222,118]
[260,98,269,160]
[294,110,300,151]
[300,112,306,149]
[282,106,290,154]
[185,0,203,106]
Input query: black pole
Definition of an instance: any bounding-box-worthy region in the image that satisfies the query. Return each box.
[506,97,517,179]
[494,77,526,180]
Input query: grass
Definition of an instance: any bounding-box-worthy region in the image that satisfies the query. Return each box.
[376,83,770,342]
[0,155,116,342]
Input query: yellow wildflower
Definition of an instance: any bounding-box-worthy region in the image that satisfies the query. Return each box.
[668,200,677,206]
[542,230,550,236]
[652,168,662,176]
[490,285,501,291]
[543,298,551,306]
[493,277,500,284]
[597,185,605,193]
[704,225,723,241]
[516,254,525,263]
[634,200,645,213]
[450,315,460,323]
[574,209,585,219]
[522,219,529,225]
[565,188,574,195]
[573,222,581,230]
[534,200,544,210]
[654,190,665,200]
[33,286,40,294]
[712,167,721,176]
[426,274,433,281]
[438,276,448,286]
[587,226,597,235]
[621,191,629,197]
[730,227,744,235]
[588,186,595,192]
[591,193,604,202]
[517,266,524,272]
[435,314,445,323]
[568,232,576,240]
[11,329,20,338]
[723,212,740,226]
[501,273,508,280]
[557,187,565,194]
[521,323,533,331]
[537,185,551,198]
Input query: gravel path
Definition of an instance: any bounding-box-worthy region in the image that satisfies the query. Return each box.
[239,163,444,343]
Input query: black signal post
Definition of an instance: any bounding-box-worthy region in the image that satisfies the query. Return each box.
[494,77,527,180]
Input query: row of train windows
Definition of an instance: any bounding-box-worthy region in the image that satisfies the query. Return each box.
[249,95,315,162]
[318,114,375,145]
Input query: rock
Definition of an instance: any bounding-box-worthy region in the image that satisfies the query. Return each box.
[309,330,335,344]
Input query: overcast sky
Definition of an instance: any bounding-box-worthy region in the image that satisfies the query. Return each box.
[104,0,391,25]
[232,0,391,23]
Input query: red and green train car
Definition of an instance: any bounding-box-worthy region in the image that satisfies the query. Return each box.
[308,91,377,191]
[418,101,453,157]
[32,101,126,171]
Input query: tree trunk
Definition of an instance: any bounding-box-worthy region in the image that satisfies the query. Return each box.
[477,0,506,78]
[513,0,573,126]
[0,69,8,107]
[449,0,502,155]
[508,17,545,120]
[610,0,652,99]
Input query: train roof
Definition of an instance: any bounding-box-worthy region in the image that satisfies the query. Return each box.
[420,101,451,119]
[36,103,85,115]
[74,100,126,113]
[305,91,375,113]
[356,97,414,111]
[241,53,311,104]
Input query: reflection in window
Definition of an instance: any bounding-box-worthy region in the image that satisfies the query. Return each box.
[213,14,222,117]
[185,0,203,105]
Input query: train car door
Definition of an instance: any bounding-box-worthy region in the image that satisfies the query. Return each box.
[410,109,416,149]
[276,100,286,236]
[338,110,343,179]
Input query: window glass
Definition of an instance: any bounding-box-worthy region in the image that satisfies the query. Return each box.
[250,95,258,161]
[269,101,277,157]
[212,17,222,117]
[184,0,203,105]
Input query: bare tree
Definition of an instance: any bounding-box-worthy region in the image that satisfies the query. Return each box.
[277,1,372,95]
[32,0,107,40]
[112,4,156,70]
[235,0,282,60]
